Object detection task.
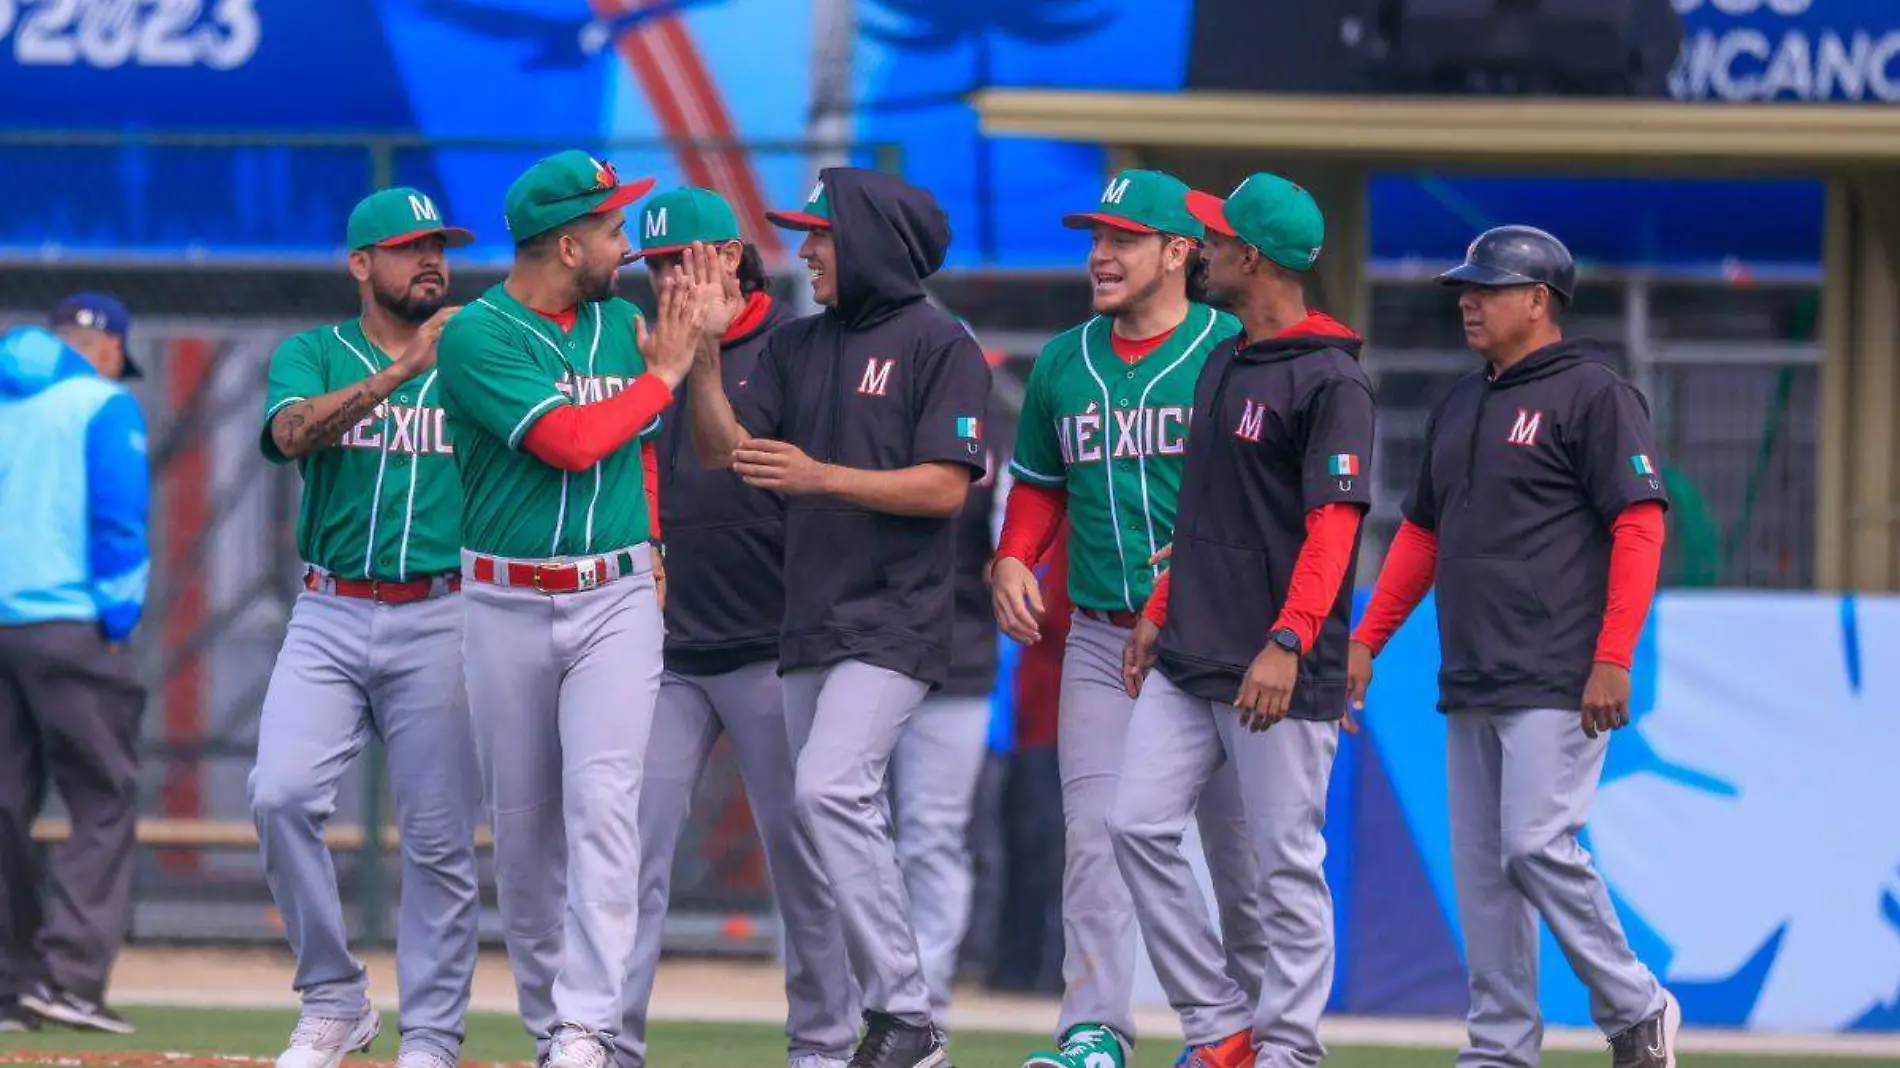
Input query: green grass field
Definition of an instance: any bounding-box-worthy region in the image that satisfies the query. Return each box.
[0,1008,1887,1068]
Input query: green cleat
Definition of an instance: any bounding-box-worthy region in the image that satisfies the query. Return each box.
[1021,1024,1129,1068]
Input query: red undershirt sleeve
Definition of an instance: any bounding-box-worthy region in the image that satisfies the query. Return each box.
[1351,520,1440,655]
[1595,501,1667,669]
[643,439,661,543]
[520,373,673,473]
[1271,502,1365,653]
[1142,568,1172,628]
[995,482,1068,567]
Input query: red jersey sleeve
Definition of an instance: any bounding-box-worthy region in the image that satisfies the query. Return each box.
[995,482,1068,567]
[1595,501,1666,669]
[643,439,661,542]
[520,374,673,473]
[1271,503,1364,652]
[1351,520,1439,655]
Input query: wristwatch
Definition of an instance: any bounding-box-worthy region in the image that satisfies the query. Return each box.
[1268,627,1303,655]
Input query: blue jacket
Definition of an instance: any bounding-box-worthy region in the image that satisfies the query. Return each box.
[0,326,150,642]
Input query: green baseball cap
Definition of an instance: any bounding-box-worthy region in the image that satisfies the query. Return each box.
[634,187,741,260]
[1186,173,1325,272]
[346,187,474,250]
[504,150,657,242]
[765,177,832,231]
[1062,169,1202,239]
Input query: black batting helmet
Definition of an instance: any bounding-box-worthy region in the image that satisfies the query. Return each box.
[1437,225,1575,304]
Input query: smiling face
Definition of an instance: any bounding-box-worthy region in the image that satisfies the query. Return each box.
[1087,225,1194,318]
[356,234,450,324]
[564,209,633,304]
[800,228,838,307]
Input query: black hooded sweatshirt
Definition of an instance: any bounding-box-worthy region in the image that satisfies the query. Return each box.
[733,168,992,687]
[1156,313,1375,720]
[1404,338,1668,714]
[658,296,793,676]
[943,454,1001,696]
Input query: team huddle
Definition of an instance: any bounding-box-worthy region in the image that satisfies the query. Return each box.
[249,151,1681,1068]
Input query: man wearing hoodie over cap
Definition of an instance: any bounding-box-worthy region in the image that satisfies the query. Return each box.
[683,167,992,1068]
[1346,226,1680,1068]
[1113,174,1372,1068]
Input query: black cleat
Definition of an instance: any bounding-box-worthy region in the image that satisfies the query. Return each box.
[19,983,134,1035]
[0,997,41,1033]
[847,1012,949,1068]
[1610,990,1679,1068]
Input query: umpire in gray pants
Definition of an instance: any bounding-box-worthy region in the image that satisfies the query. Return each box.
[0,298,151,1036]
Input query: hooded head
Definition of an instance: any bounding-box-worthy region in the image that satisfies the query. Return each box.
[768,168,950,328]
[0,325,108,399]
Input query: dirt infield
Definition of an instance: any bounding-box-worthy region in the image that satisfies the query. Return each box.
[91,946,1900,1059]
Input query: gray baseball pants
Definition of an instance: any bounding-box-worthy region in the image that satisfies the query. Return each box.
[1108,668,1338,1068]
[616,660,856,1068]
[1059,611,1268,1044]
[889,692,992,1024]
[783,659,934,1028]
[248,587,480,1062]
[0,622,144,1004]
[1449,708,1665,1068]
[462,548,665,1047]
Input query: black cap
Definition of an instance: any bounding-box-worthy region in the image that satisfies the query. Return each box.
[1437,225,1576,305]
[49,292,141,380]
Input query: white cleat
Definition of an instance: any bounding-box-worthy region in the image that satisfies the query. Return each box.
[546,1023,612,1068]
[789,1055,851,1068]
[395,1049,459,1068]
[275,1009,381,1068]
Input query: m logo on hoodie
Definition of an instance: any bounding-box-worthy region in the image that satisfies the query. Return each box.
[1506,408,1544,447]
[858,357,895,397]
[1234,398,1267,443]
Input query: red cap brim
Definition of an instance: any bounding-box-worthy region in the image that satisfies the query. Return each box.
[590,177,659,216]
[1061,212,1157,234]
[377,226,477,249]
[766,211,832,232]
[1185,191,1235,238]
[629,243,690,261]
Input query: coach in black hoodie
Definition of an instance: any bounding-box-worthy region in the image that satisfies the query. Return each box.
[684,167,991,1068]
[616,187,856,1068]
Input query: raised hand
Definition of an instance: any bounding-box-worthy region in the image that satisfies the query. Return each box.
[394,305,461,380]
[688,242,746,340]
[636,272,709,388]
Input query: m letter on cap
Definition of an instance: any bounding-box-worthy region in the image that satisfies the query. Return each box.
[858,357,894,397]
[408,194,439,222]
[644,207,668,240]
[1506,408,1543,447]
[1234,398,1266,443]
[1102,177,1131,205]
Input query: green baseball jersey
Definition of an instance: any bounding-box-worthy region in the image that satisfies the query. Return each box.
[1010,303,1240,612]
[260,320,464,582]
[437,285,658,560]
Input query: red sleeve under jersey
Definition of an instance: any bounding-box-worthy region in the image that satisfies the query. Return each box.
[520,374,673,473]
[1270,503,1365,652]
[1143,503,1362,638]
[1595,501,1667,669]
[995,482,1068,567]
[1350,520,1440,655]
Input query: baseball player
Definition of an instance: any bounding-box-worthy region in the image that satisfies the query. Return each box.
[613,186,856,1068]
[435,152,706,1068]
[249,187,480,1068]
[891,445,1001,1027]
[680,166,992,1068]
[988,169,1267,1068]
[1116,173,1372,1068]
[1346,226,1680,1068]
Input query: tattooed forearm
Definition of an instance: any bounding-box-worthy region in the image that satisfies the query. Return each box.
[271,371,397,460]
